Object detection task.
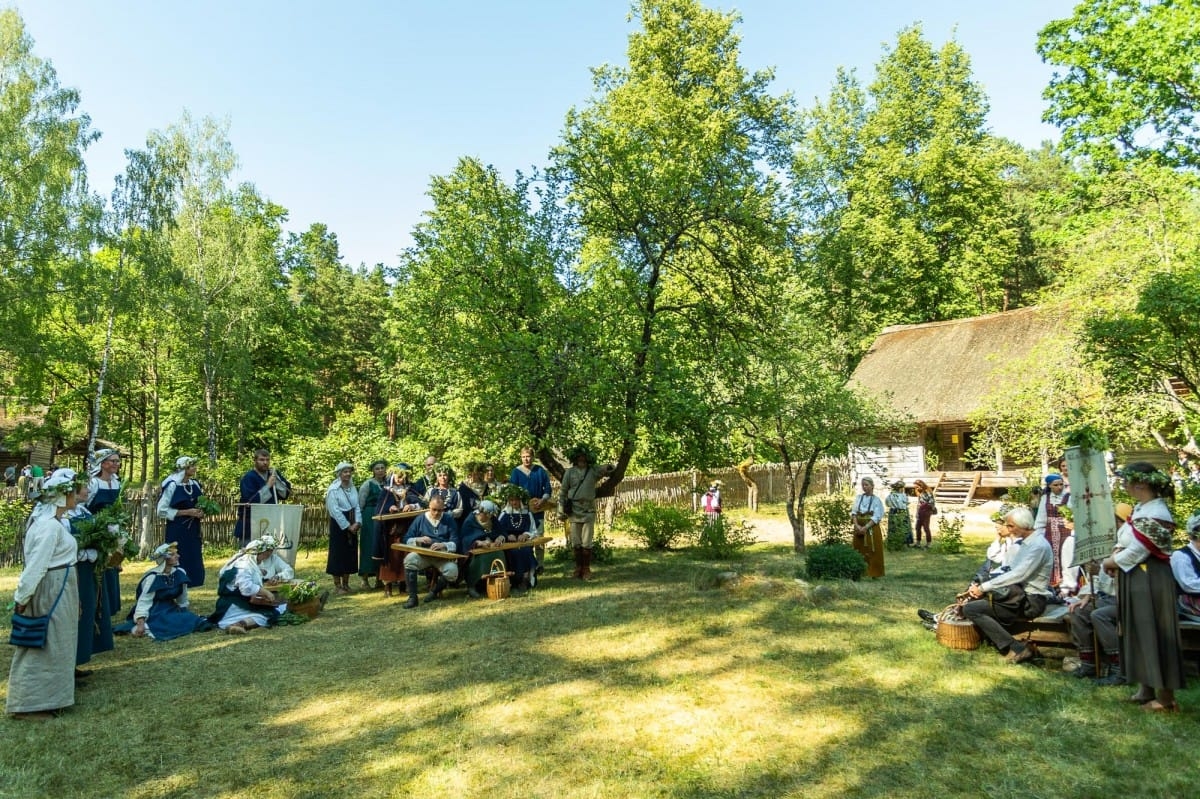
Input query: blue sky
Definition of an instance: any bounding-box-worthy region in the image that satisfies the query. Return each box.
[15,0,1077,269]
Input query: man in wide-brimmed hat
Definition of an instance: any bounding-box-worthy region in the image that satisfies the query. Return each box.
[558,444,614,580]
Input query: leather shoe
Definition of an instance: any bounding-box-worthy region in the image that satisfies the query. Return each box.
[917,608,937,623]
[74,668,94,679]
[1006,645,1036,665]
[1071,662,1097,679]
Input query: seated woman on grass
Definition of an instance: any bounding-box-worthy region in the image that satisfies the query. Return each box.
[208,537,288,634]
[460,500,504,599]
[115,543,214,641]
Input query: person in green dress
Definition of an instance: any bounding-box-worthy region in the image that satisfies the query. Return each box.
[357,459,388,590]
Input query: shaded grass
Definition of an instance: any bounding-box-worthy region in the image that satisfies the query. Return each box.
[1,540,1195,798]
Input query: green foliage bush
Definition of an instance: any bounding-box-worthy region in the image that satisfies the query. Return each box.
[0,496,30,557]
[613,501,699,550]
[806,494,854,545]
[694,515,758,559]
[805,542,867,581]
[935,511,965,554]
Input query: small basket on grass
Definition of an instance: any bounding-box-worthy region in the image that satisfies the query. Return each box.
[486,558,512,601]
[935,602,981,650]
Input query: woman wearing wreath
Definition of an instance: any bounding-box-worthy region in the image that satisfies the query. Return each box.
[7,469,83,721]
[372,464,422,597]
[115,543,213,641]
[1102,462,1187,712]
[496,483,539,591]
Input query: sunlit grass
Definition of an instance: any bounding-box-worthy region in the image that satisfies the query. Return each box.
[1,536,1196,798]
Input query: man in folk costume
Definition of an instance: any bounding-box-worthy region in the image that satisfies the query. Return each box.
[1170,510,1200,623]
[510,447,553,570]
[558,444,614,580]
[236,449,291,545]
[402,495,461,609]
[962,506,1053,664]
[1068,503,1133,683]
[1035,472,1078,599]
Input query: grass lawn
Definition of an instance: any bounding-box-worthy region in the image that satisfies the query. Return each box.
[1,519,1195,799]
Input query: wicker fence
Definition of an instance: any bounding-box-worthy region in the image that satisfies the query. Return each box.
[0,462,847,567]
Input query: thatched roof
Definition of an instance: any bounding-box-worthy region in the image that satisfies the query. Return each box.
[848,306,1065,424]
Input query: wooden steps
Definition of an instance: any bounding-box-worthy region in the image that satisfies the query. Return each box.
[933,471,981,507]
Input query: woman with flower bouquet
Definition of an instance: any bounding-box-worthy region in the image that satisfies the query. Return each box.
[157,456,213,588]
[63,481,115,677]
[114,543,213,641]
[86,448,126,616]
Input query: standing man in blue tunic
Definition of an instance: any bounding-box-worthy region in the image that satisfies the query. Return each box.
[510,446,552,572]
[236,449,291,545]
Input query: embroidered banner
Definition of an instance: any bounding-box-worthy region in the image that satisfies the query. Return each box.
[248,504,303,567]
[1064,446,1117,566]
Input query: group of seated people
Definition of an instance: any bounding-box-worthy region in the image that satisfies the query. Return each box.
[370,463,548,608]
[918,460,1197,713]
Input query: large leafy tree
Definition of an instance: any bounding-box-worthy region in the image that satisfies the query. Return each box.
[396,157,573,465]
[548,0,792,484]
[792,27,1027,363]
[0,8,99,401]
[1039,0,1200,170]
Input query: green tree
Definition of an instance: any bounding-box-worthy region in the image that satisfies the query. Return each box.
[549,0,792,483]
[0,8,99,401]
[1038,0,1200,170]
[792,27,1025,363]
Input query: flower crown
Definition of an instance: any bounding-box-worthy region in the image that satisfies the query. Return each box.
[1117,466,1172,489]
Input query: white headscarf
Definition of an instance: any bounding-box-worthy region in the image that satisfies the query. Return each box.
[161,455,197,488]
[151,542,178,563]
[327,463,355,494]
[30,468,78,522]
[90,448,119,477]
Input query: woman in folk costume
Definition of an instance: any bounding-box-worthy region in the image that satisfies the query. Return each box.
[325,462,361,595]
[884,480,912,550]
[703,480,722,522]
[7,469,83,720]
[86,448,125,616]
[208,537,286,634]
[63,481,113,679]
[851,476,885,578]
[1035,472,1077,597]
[356,459,388,590]
[1102,462,1186,712]
[157,456,208,588]
[496,484,538,591]
[423,463,464,520]
[116,543,213,641]
[913,479,936,548]
[460,500,504,599]
[372,464,421,598]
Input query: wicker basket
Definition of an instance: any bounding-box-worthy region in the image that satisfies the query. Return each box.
[935,603,981,650]
[486,558,511,601]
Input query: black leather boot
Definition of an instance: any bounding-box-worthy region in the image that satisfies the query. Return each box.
[404,569,420,609]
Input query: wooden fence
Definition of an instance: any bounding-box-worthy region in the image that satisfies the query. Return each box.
[0,462,847,567]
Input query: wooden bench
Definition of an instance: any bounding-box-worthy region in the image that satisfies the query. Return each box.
[1009,606,1200,659]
